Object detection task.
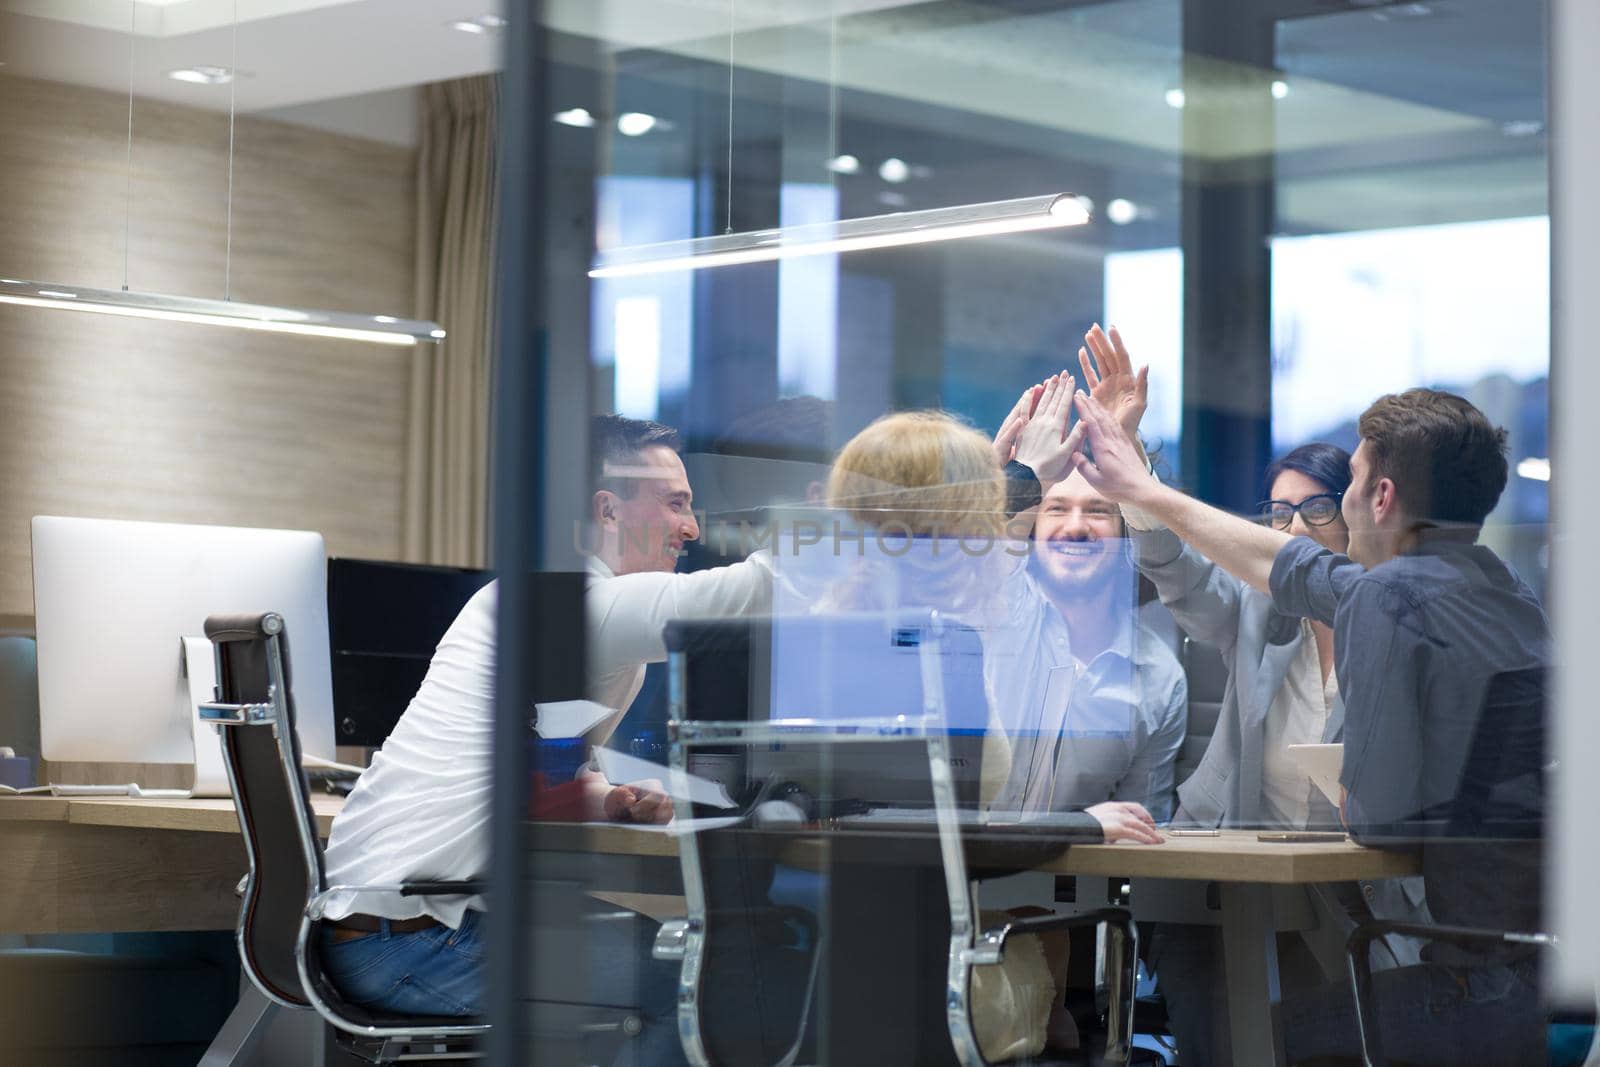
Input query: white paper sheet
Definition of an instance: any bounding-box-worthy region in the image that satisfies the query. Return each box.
[592,747,737,809]
[1287,742,1345,806]
[534,699,616,739]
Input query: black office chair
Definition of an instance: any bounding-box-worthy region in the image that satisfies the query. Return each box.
[199,612,488,1064]
[1343,666,1553,1067]
[659,615,1144,1067]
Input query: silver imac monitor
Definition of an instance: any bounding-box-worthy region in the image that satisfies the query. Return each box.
[30,515,337,767]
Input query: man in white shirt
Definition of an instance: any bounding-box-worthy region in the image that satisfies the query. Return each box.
[317,415,774,1039]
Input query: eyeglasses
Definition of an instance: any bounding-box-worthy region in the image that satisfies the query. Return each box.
[1257,492,1343,530]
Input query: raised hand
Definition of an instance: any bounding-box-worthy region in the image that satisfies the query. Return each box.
[1079,324,1148,441]
[1064,389,1159,506]
[1013,372,1077,486]
[991,384,1044,467]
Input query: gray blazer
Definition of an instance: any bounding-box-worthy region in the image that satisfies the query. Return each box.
[1134,525,1431,962]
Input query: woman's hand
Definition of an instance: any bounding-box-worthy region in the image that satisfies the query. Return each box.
[1012,372,1077,486]
[992,384,1044,467]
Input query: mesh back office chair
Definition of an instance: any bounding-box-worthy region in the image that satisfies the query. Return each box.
[1344,666,1554,1067]
[655,615,1141,1067]
[199,612,488,1063]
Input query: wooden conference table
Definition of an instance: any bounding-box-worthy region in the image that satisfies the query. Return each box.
[538,821,1419,1067]
[0,797,1417,1065]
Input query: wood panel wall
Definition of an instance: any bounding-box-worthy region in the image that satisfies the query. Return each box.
[0,73,417,617]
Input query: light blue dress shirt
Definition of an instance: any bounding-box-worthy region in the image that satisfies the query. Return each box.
[986,555,1187,819]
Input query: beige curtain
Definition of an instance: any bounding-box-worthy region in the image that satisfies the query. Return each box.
[404,76,497,566]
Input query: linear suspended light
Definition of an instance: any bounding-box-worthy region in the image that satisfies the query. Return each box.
[0,278,445,347]
[589,192,1091,279]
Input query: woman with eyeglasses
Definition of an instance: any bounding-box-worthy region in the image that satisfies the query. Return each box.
[1171,452,1360,815]
[1074,325,1430,1066]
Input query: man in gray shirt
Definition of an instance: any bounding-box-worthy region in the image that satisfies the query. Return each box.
[1065,386,1550,1066]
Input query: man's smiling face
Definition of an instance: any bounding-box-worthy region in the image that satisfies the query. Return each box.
[608,445,700,575]
[1032,470,1125,593]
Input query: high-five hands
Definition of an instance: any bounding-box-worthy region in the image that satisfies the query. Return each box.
[1064,390,1160,507]
[1079,324,1148,440]
[997,323,1149,482]
[991,383,1045,467]
[1011,372,1078,486]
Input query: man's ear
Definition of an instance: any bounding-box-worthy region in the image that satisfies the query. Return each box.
[593,489,620,526]
[1370,477,1398,524]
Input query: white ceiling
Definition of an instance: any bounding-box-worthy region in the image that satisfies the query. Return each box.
[0,0,502,131]
[0,0,917,145]
[0,0,1544,189]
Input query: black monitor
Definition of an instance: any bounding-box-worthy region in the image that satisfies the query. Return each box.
[327,557,493,746]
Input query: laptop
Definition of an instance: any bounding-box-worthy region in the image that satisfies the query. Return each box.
[664,612,989,814]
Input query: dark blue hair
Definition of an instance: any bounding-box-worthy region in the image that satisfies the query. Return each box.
[1263,442,1352,499]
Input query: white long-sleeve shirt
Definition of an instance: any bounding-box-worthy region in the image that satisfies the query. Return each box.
[321,553,774,926]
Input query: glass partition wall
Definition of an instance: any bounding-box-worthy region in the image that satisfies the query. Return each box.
[495,1,1561,1063]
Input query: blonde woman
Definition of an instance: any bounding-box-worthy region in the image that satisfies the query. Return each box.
[819,402,1161,1060]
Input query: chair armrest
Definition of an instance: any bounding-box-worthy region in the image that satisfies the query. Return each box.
[964,907,1132,966]
[1346,919,1555,1066]
[653,918,695,960]
[1350,919,1555,956]
[400,880,487,897]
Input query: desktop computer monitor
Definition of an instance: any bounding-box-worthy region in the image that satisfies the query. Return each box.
[326,557,492,746]
[30,515,337,767]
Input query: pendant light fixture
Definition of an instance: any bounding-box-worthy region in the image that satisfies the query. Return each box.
[588,2,1090,280]
[0,279,444,346]
[589,194,1091,279]
[0,2,443,347]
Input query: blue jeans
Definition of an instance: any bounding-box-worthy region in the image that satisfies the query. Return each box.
[321,910,485,1016]
[320,908,690,1066]
[1281,956,1543,1067]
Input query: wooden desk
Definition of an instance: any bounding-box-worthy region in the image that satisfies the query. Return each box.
[0,795,343,934]
[536,823,1416,882]
[531,823,1419,1067]
[0,802,1418,1065]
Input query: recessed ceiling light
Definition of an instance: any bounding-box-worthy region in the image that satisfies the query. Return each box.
[373,315,398,324]
[1164,88,1186,109]
[617,112,658,137]
[878,157,910,183]
[449,15,504,35]
[553,107,596,128]
[1106,198,1138,225]
[1501,119,1544,138]
[167,66,233,86]
[826,154,860,175]
[1271,78,1290,99]
[1517,457,1550,482]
